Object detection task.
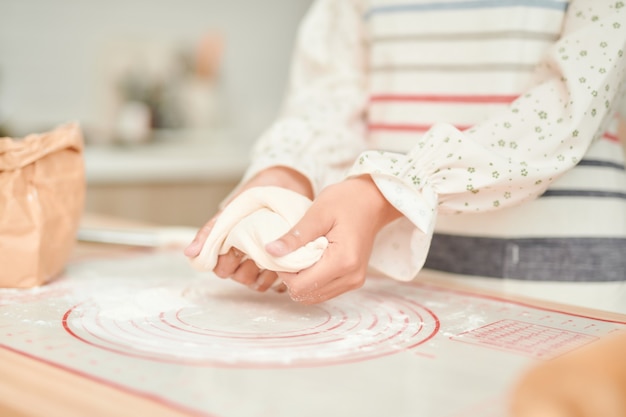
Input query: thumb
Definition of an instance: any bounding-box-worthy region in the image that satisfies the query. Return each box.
[184,214,220,258]
[265,209,328,257]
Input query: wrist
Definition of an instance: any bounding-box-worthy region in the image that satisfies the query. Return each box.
[351,175,403,229]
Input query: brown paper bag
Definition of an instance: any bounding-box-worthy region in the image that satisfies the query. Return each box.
[0,123,85,288]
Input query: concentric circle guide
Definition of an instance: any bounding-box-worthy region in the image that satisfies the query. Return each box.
[63,281,440,368]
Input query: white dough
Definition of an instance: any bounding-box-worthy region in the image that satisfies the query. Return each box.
[190,186,328,273]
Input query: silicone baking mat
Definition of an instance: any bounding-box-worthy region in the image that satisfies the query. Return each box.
[1,251,624,417]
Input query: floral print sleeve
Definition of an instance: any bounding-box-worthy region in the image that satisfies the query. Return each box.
[240,0,626,281]
[240,0,368,195]
[348,0,626,279]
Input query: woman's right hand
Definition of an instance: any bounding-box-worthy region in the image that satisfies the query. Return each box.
[183,166,313,291]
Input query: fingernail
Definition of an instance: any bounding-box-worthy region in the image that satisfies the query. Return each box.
[250,279,262,291]
[273,282,288,293]
[266,240,289,256]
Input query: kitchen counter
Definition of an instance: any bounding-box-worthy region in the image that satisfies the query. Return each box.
[1,220,625,417]
[83,130,251,226]
[84,130,250,184]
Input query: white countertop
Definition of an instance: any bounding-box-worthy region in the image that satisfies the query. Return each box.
[84,130,250,184]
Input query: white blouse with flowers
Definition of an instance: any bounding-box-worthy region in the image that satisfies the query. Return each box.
[238,0,626,282]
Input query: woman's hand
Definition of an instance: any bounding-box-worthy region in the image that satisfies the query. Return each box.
[266,175,402,304]
[184,166,313,291]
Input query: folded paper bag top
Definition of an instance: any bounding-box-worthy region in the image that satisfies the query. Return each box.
[0,123,85,288]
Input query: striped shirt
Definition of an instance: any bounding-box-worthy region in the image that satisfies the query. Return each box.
[241,0,626,282]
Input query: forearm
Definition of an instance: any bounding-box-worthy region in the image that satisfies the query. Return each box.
[240,0,368,196]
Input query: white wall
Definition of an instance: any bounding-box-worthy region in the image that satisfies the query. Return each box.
[0,0,313,142]
[4,1,622,140]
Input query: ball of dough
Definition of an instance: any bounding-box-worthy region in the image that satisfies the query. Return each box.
[190,186,328,273]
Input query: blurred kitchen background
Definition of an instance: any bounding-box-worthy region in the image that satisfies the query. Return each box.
[0,0,313,226]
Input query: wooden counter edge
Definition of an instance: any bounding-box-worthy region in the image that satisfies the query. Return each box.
[0,346,199,417]
[0,214,200,417]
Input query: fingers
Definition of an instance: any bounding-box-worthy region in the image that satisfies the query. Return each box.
[215,251,281,292]
[229,261,282,293]
[184,215,219,257]
[265,205,330,257]
[279,247,367,305]
[251,270,280,292]
[214,247,245,278]
[230,259,259,286]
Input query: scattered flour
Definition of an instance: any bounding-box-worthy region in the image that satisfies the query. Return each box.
[91,287,194,320]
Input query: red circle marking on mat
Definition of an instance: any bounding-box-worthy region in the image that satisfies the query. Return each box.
[63,288,440,369]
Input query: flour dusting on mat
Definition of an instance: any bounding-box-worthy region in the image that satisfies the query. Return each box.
[91,287,195,320]
[58,252,440,367]
[64,271,439,367]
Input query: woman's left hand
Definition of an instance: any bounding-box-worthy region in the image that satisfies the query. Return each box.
[265,175,402,304]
